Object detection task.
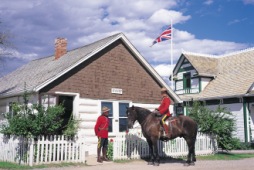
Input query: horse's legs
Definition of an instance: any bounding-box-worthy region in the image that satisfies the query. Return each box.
[152,138,160,166]
[184,137,196,165]
[147,140,154,165]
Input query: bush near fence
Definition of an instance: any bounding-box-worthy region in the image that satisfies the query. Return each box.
[0,134,85,166]
[113,130,217,160]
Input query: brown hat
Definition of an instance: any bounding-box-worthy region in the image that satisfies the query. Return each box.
[102,106,110,113]
[161,87,167,92]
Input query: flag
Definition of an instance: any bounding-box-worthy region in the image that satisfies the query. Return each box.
[151,26,171,46]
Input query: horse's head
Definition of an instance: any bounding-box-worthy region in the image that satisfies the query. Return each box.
[126,105,138,129]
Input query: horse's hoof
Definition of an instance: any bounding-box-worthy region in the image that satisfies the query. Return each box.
[154,162,160,166]
[183,162,190,166]
[148,162,154,165]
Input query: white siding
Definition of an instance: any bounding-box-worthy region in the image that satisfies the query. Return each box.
[208,103,245,141]
[77,98,99,155]
[201,78,211,91]
[0,94,39,127]
[176,80,183,90]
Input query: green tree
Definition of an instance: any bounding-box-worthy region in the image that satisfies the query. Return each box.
[0,89,77,137]
[0,21,13,59]
[188,101,239,151]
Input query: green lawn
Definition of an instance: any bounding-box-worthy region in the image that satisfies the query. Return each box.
[0,162,86,170]
[197,153,254,160]
[1,153,254,169]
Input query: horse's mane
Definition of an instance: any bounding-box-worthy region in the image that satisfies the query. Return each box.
[133,106,154,119]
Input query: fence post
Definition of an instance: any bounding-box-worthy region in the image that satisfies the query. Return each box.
[28,138,34,166]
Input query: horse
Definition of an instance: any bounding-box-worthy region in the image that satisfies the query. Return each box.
[126,106,198,166]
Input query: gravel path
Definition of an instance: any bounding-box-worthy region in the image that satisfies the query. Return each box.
[32,157,254,170]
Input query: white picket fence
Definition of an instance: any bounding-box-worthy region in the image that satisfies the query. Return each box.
[0,134,86,166]
[113,130,217,160]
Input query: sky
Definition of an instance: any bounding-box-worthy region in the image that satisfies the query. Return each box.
[0,0,254,85]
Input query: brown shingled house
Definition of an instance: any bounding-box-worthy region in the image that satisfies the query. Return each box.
[0,33,181,155]
[172,49,254,143]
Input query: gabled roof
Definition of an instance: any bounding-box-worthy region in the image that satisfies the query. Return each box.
[0,33,181,103]
[173,52,218,78]
[177,48,254,100]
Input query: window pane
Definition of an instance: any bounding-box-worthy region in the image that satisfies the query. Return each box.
[101,102,113,117]
[108,118,113,132]
[119,103,129,117]
[119,118,127,132]
[101,102,113,132]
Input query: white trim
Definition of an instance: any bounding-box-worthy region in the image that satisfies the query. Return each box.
[33,33,181,103]
[54,91,80,119]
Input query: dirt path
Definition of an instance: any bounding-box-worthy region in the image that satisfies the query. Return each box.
[32,157,254,170]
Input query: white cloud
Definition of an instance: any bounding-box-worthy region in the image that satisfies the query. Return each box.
[204,0,214,5]
[149,9,191,25]
[0,0,252,81]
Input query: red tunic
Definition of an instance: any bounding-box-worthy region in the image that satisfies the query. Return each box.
[94,115,109,138]
[158,96,171,117]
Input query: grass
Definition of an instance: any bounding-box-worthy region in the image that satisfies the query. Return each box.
[197,153,254,160]
[1,153,254,169]
[0,162,86,170]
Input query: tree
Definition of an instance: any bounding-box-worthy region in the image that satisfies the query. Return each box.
[0,88,78,137]
[188,101,240,151]
[0,21,13,63]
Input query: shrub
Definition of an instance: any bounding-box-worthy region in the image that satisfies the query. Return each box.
[189,101,240,151]
[107,139,114,160]
[0,90,78,137]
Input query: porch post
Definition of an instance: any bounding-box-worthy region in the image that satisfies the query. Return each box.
[243,98,248,143]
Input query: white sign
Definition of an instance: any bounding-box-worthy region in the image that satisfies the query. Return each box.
[111,88,123,94]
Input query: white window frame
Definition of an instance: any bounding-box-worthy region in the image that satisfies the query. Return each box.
[100,100,132,136]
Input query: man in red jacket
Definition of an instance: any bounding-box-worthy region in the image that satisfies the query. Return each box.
[94,106,110,163]
[156,87,171,137]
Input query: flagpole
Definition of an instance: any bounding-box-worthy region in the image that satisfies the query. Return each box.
[170,20,174,90]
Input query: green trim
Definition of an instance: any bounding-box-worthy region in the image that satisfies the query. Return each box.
[199,77,202,92]
[243,98,248,143]
[223,98,240,104]
[205,100,220,105]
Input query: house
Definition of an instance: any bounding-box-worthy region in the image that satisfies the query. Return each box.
[0,33,181,155]
[172,48,254,143]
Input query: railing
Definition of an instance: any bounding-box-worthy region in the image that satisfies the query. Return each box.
[0,134,85,166]
[113,130,217,160]
[175,88,199,95]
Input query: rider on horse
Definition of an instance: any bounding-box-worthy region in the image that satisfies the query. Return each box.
[155,87,171,138]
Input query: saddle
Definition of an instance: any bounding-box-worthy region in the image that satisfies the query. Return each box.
[159,117,178,141]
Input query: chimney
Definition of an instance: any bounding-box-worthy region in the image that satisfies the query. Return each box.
[55,38,67,60]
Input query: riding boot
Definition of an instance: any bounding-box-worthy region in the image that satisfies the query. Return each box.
[102,148,109,161]
[97,148,103,163]
[163,124,170,138]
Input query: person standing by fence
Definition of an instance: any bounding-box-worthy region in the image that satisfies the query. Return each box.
[94,106,110,163]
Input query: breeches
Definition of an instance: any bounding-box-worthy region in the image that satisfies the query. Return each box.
[97,137,108,149]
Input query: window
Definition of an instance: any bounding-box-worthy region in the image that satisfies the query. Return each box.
[183,72,191,93]
[119,103,129,132]
[101,101,130,134]
[101,102,113,133]
[8,102,15,117]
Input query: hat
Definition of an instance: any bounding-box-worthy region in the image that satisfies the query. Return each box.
[102,106,110,113]
[161,87,167,92]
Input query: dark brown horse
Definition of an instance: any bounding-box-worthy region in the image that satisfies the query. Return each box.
[126,106,198,166]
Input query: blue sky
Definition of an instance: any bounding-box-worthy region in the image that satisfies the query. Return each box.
[0,0,254,84]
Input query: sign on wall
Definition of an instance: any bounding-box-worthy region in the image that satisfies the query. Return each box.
[111,88,123,95]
